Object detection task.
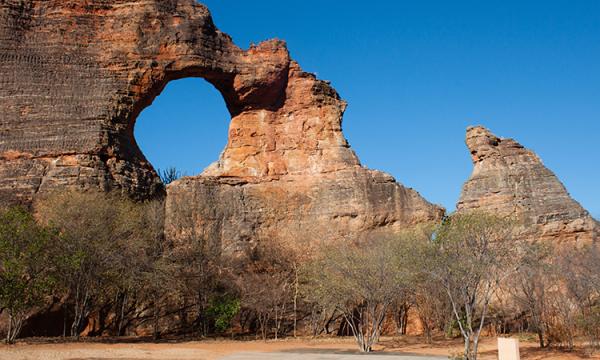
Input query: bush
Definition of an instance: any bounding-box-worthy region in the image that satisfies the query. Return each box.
[206,296,241,334]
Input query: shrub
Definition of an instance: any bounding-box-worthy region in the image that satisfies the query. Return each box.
[206,296,241,333]
[0,207,57,343]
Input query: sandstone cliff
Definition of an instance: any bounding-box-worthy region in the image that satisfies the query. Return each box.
[458,126,599,244]
[0,0,443,248]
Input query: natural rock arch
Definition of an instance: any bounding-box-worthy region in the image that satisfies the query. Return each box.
[0,0,289,201]
[0,0,444,250]
[133,77,230,177]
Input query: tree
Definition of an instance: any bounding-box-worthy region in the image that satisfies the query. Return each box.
[110,199,170,337]
[575,245,600,351]
[428,212,524,360]
[238,239,295,341]
[392,225,450,343]
[170,237,225,337]
[0,207,57,343]
[132,199,180,340]
[413,276,452,344]
[35,191,158,338]
[161,190,239,338]
[508,242,554,348]
[302,235,416,352]
[556,244,600,350]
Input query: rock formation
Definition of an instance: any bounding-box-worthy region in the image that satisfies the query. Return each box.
[0,0,443,249]
[458,126,598,244]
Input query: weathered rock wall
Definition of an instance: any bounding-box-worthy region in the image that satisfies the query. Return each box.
[165,59,444,250]
[0,0,290,203]
[458,126,598,244]
[0,0,444,250]
[167,170,442,254]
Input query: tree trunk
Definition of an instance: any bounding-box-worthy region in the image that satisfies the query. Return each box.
[396,303,409,335]
[463,334,471,360]
[152,294,160,341]
[71,288,90,339]
[6,311,24,344]
[274,306,279,340]
[537,329,545,348]
[117,292,128,336]
[423,322,433,344]
[6,312,11,344]
[257,312,269,341]
[293,263,298,338]
[472,336,480,360]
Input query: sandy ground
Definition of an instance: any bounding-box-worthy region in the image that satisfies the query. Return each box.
[0,336,598,360]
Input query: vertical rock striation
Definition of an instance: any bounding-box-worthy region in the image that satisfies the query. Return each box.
[458,126,598,244]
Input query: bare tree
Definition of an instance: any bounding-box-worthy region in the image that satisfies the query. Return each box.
[392,299,411,336]
[554,244,600,350]
[508,242,554,348]
[302,235,416,352]
[427,212,524,360]
[237,239,294,340]
[113,199,173,338]
[413,277,451,344]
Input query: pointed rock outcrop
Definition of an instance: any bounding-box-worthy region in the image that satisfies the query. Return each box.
[458,126,598,244]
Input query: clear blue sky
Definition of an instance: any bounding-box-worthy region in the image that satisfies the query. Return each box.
[135,0,600,217]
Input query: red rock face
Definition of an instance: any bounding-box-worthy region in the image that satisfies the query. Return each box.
[0,1,444,249]
[458,126,599,244]
[0,0,293,203]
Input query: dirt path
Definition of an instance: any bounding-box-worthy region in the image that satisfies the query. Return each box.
[0,337,596,360]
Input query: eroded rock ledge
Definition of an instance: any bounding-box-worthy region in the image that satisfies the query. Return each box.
[458,126,598,244]
[0,0,444,249]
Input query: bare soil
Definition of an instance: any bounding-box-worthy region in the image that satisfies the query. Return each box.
[0,336,597,360]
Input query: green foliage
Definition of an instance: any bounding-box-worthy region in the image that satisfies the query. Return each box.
[0,206,58,343]
[206,296,241,333]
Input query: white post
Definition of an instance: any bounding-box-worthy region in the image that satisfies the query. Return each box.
[498,337,520,360]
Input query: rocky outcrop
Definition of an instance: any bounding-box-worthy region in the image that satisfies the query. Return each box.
[167,169,443,254]
[458,126,598,244]
[0,0,443,248]
[0,0,294,203]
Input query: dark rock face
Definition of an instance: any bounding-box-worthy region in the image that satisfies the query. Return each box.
[458,126,599,244]
[0,0,443,247]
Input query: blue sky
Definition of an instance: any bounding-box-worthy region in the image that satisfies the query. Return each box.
[135,0,600,217]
